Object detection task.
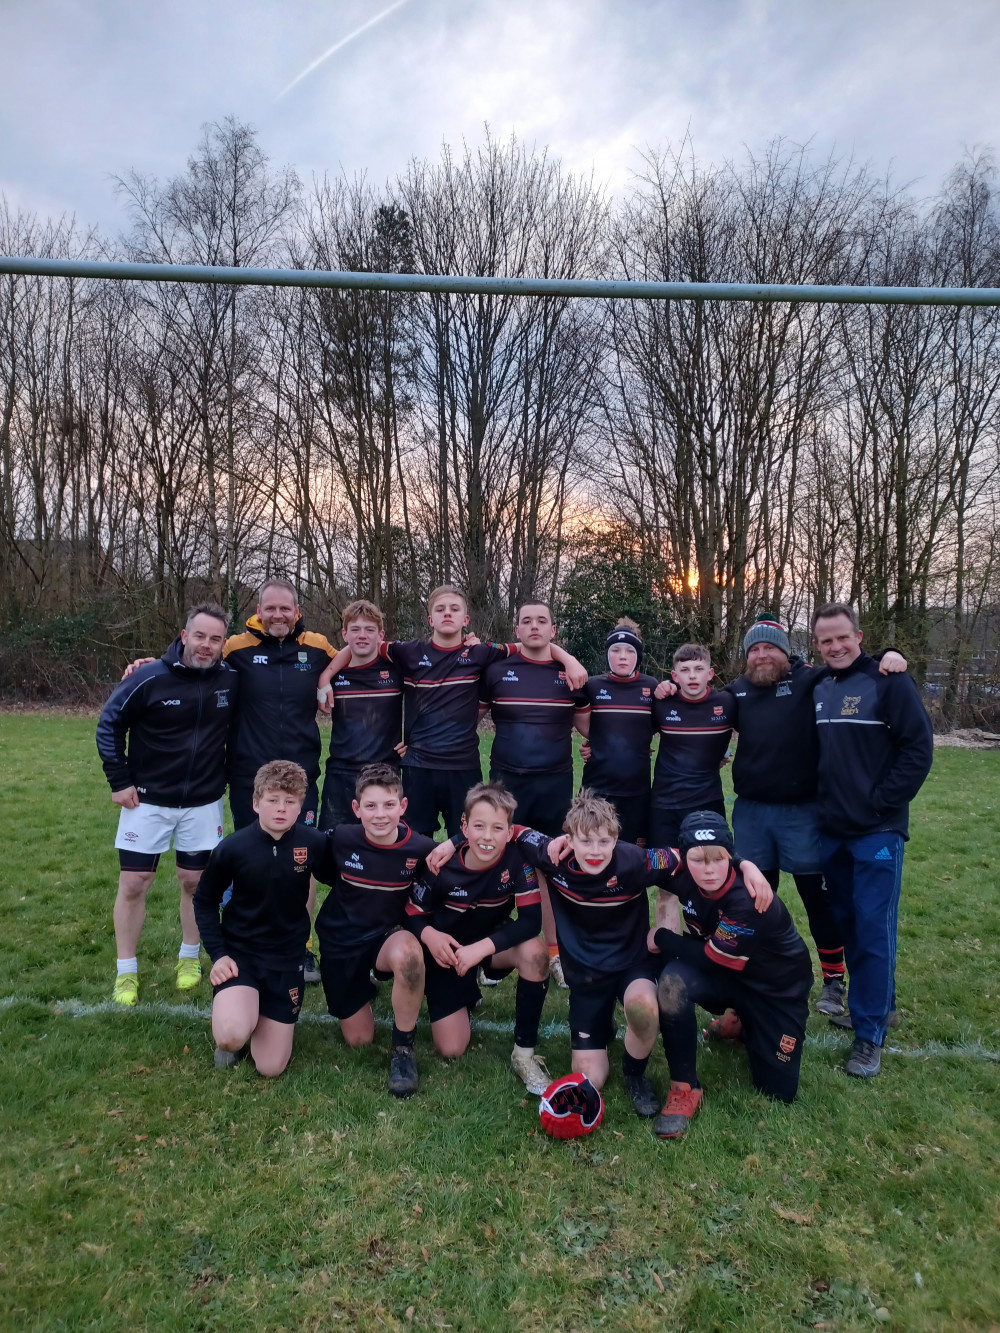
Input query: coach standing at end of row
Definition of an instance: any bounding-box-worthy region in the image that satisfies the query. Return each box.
[811,602,933,1080]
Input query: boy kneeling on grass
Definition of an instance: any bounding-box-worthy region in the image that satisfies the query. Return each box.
[407,782,551,1093]
[193,760,330,1077]
[649,811,813,1139]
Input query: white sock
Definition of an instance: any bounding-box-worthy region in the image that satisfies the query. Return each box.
[116,958,138,976]
[178,942,200,960]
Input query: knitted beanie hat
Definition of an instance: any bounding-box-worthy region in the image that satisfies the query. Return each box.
[743,612,790,658]
[605,626,643,666]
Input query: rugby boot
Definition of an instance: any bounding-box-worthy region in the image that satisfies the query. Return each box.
[844,1038,881,1079]
[623,1071,660,1118]
[303,950,321,985]
[388,1044,419,1098]
[654,1081,704,1139]
[815,975,846,1016]
[112,974,138,1006]
[510,1046,551,1096]
[706,1008,744,1043]
[175,957,203,991]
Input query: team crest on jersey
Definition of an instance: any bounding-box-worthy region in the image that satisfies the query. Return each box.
[293,846,308,864]
[500,869,510,884]
[381,670,390,679]
[713,705,724,716]
[217,825,223,837]
[298,651,307,662]
[405,857,418,870]
[215,690,230,707]
[775,681,792,697]
[642,688,651,697]
[779,1034,797,1054]
[558,671,567,681]
[289,987,301,1007]
[460,648,469,658]
[840,696,861,716]
[606,876,618,888]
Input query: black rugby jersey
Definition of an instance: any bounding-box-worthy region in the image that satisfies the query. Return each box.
[651,688,734,808]
[727,657,823,803]
[669,865,812,1000]
[325,657,404,772]
[194,822,329,968]
[314,822,436,956]
[581,671,658,795]
[483,652,590,774]
[515,829,680,974]
[380,639,511,770]
[405,841,542,953]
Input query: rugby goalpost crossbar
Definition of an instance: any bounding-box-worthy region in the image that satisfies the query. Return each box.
[4,255,1000,306]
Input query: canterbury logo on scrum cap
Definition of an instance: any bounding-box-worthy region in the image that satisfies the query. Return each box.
[694,828,716,841]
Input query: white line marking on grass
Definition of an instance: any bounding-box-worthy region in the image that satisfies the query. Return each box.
[2,995,998,1063]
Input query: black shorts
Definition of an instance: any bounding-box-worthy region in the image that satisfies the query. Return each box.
[402,765,483,838]
[319,934,395,1020]
[564,955,660,1051]
[589,788,650,847]
[118,848,212,873]
[647,799,727,851]
[213,953,305,1025]
[490,767,573,838]
[423,955,514,1023]
[229,779,320,832]
[319,768,363,830]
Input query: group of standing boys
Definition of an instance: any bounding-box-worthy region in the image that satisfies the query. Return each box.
[97,582,932,1131]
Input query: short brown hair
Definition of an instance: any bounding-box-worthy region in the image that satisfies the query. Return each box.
[355,762,404,800]
[463,780,517,824]
[685,844,732,864]
[563,789,620,840]
[517,600,553,621]
[258,578,298,605]
[342,598,384,633]
[673,643,711,667]
[811,602,859,632]
[427,584,468,613]
[185,602,229,631]
[253,759,308,803]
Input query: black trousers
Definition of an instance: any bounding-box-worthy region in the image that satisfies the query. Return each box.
[490,767,574,838]
[402,764,483,837]
[657,958,810,1104]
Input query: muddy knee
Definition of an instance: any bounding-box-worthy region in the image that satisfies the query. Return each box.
[625,995,659,1040]
[396,946,425,991]
[657,970,688,1017]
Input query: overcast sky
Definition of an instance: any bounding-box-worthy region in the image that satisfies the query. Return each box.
[2,0,998,236]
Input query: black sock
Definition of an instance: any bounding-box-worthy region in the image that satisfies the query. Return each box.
[391,1024,416,1048]
[513,978,549,1048]
[622,1050,649,1078]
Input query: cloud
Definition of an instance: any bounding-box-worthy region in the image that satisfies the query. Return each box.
[2,0,998,233]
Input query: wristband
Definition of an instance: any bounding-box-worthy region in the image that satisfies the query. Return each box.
[317,686,330,704]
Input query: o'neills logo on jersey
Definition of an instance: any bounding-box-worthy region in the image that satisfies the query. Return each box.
[293,847,308,864]
[346,851,363,868]
[405,857,418,870]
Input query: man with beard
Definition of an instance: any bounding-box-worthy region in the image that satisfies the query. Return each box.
[97,604,237,1004]
[726,614,906,1018]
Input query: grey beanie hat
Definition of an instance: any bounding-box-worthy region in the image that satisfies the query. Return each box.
[743,613,790,658]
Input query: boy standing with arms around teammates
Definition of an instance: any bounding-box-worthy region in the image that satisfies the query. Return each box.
[649,645,735,848]
[317,599,404,830]
[314,763,436,1096]
[405,782,552,1093]
[194,761,329,1076]
[577,619,659,846]
[650,811,813,1138]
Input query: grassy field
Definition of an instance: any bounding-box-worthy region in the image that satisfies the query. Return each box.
[1,712,999,1332]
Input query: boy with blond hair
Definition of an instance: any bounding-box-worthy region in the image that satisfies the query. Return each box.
[405,781,551,1093]
[193,760,331,1077]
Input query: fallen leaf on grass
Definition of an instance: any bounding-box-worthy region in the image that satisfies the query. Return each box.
[155,1138,167,1148]
[413,1204,423,1216]
[652,1272,665,1292]
[106,1109,124,1117]
[134,1135,147,1143]
[164,1108,171,1120]
[80,1243,109,1256]
[406,1308,415,1322]
[320,1271,330,1285]
[772,1203,813,1226]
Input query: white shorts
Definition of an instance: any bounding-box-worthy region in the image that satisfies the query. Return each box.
[115,799,225,856]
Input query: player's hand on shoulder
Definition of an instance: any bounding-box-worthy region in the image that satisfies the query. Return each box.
[563,656,588,691]
[463,633,482,646]
[394,741,407,758]
[425,840,457,874]
[879,650,908,674]
[740,860,773,913]
[122,657,155,680]
[210,955,239,985]
[546,834,572,864]
[654,679,677,699]
[112,786,140,809]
